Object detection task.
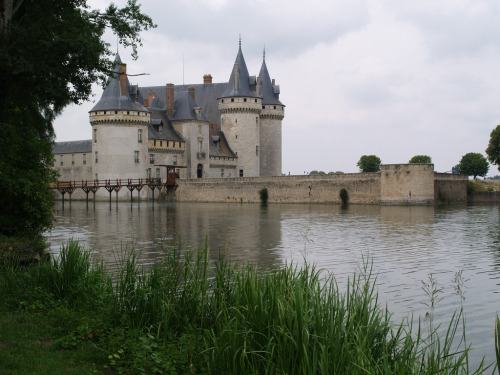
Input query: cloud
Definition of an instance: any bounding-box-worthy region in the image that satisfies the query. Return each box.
[54,0,500,176]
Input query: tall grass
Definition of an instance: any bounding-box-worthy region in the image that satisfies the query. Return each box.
[0,240,492,374]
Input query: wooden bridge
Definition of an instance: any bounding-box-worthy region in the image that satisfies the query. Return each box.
[50,165,183,203]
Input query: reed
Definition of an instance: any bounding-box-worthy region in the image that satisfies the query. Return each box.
[0,240,493,374]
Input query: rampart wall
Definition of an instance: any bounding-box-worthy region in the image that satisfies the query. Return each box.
[434,173,468,203]
[175,173,381,204]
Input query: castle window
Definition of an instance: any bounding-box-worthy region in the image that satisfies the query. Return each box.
[274,106,277,109]
[221,169,224,177]
[83,154,86,165]
[235,119,237,123]
[134,151,139,163]
[244,98,247,102]
[95,151,98,164]
[60,155,63,166]
[154,140,156,146]
[256,117,258,124]
[198,125,202,133]
[239,169,243,177]
[160,140,163,147]
[235,135,237,139]
[147,168,151,178]
[173,155,177,165]
[94,129,97,143]
[115,111,117,114]
[138,129,143,143]
[156,168,160,179]
[104,111,106,114]
[127,111,130,114]
[262,106,265,109]
[149,153,154,164]
[198,140,202,153]
[71,154,75,165]
[255,99,257,103]
[231,98,234,102]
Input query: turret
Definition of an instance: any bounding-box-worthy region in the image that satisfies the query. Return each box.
[258,49,285,176]
[218,41,262,177]
[88,54,150,192]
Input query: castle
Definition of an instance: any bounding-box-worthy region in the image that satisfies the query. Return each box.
[52,42,285,199]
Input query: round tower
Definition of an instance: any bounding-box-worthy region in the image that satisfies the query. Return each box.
[218,42,262,177]
[258,51,285,176]
[89,54,150,195]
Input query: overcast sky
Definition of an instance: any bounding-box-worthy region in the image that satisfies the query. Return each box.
[53,0,500,176]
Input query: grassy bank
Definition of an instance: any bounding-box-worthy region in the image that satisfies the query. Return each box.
[0,241,495,374]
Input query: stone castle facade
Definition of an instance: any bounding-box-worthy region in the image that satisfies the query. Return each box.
[52,42,285,196]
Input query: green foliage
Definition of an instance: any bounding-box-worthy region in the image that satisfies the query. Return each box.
[339,188,349,205]
[458,152,489,179]
[495,315,500,374]
[486,125,500,172]
[259,187,268,204]
[409,155,432,164]
[1,240,492,374]
[357,155,382,172]
[309,170,326,175]
[0,1,155,238]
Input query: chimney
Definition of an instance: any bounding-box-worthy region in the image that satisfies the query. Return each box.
[272,78,275,86]
[188,86,195,100]
[256,76,261,96]
[145,92,155,107]
[203,74,212,84]
[166,83,174,118]
[119,64,127,96]
[234,63,239,90]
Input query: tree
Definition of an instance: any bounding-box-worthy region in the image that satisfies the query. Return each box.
[486,125,500,172]
[457,153,489,179]
[0,1,155,237]
[409,155,432,164]
[309,170,326,175]
[357,155,382,173]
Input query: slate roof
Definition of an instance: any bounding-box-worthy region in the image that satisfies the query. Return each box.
[147,104,184,142]
[139,83,227,127]
[209,127,237,158]
[171,91,209,122]
[219,44,260,99]
[52,140,92,154]
[259,58,283,106]
[90,54,149,113]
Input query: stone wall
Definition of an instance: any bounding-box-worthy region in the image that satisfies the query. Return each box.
[380,164,435,205]
[468,191,499,203]
[434,173,468,203]
[175,173,381,204]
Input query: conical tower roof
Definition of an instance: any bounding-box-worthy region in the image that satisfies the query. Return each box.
[90,54,149,112]
[219,42,259,99]
[259,54,283,106]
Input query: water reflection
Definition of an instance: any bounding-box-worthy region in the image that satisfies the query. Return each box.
[46,201,500,368]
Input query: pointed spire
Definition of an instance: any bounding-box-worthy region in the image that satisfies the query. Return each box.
[90,55,148,112]
[259,50,283,106]
[219,39,259,98]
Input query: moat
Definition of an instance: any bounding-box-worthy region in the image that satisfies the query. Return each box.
[46,200,500,367]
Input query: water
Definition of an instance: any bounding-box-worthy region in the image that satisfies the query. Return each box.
[46,200,500,368]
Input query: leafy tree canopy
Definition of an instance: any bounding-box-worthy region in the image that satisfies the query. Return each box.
[486,125,500,172]
[309,171,326,175]
[0,0,155,237]
[357,155,382,173]
[457,153,489,180]
[409,155,432,164]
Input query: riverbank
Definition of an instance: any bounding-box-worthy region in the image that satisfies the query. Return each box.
[0,241,495,374]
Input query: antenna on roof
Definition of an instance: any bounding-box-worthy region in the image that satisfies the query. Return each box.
[239,34,241,48]
[116,34,119,54]
[263,45,266,61]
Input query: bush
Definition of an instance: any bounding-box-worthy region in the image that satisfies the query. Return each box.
[339,188,349,205]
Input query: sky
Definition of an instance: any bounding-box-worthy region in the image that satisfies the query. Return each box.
[53,0,500,176]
